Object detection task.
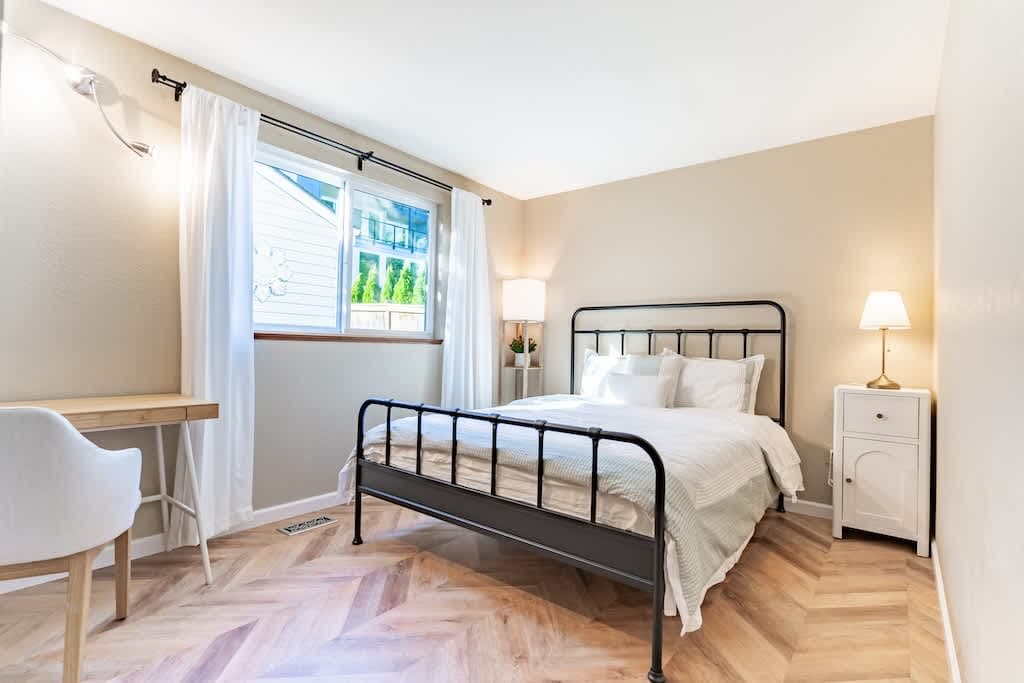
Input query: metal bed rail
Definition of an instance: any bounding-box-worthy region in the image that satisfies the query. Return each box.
[352,397,669,683]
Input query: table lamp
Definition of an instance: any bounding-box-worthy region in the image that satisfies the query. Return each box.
[859,290,911,390]
[502,279,546,398]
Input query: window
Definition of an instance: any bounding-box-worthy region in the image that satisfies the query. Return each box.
[349,189,432,332]
[252,145,436,336]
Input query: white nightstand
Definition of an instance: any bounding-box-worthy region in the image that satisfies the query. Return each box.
[831,384,932,557]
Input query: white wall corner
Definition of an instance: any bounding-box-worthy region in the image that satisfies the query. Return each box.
[931,540,963,683]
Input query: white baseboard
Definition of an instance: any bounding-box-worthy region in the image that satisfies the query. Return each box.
[931,540,962,683]
[232,491,344,534]
[0,491,346,595]
[0,532,167,595]
[780,496,833,519]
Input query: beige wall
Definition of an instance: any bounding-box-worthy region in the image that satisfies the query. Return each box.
[0,0,938,545]
[0,0,523,534]
[933,0,1024,679]
[522,118,935,504]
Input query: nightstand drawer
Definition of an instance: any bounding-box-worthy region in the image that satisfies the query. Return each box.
[843,393,919,438]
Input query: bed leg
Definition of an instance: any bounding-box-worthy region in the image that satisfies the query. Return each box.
[648,563,666,682]
[776,492,786,513]
[352,489,363,545]
[648,604,666,683]
[648,653,665,681]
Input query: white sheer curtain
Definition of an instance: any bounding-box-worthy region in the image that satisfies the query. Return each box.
[441,189,494,408]
[170,87,260,545]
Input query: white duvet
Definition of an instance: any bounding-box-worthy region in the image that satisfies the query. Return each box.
[338,395,804,634]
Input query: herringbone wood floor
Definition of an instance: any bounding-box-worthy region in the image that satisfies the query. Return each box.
[0,501,948,682]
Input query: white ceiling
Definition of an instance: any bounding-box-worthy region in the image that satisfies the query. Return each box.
[41,1,949,199]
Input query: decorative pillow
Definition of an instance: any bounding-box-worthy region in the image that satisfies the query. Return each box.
[626,353,684,408]
[579,350,627,397]
[601,373,673,408]
[661,350,766,413]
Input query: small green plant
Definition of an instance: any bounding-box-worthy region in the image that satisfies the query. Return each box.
[509,336,537,353]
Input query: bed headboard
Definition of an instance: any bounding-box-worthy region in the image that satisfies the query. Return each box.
[569,300,788,426]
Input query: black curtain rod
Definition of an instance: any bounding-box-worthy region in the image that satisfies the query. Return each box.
[151,69,492,206]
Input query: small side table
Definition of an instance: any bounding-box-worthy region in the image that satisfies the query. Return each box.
[831,384,932,557]
[500,366,544,403]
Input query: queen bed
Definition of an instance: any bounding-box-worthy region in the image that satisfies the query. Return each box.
[338,300,804,683]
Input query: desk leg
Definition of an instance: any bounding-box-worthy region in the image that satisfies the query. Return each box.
[181,421,213,585]
[154,425,171,553]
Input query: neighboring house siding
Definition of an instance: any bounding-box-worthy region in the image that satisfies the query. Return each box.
[253,166,339,329]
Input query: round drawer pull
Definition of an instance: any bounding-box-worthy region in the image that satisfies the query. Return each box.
[845,477,853,484]
[875,413,885,419]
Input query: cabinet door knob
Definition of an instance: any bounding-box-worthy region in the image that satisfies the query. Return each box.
[875,413,885,419]
[845,477,853,484]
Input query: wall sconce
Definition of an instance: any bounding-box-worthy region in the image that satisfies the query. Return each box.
[1,20,153,157]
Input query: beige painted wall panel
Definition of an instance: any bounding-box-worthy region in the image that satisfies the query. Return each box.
[522,119,935,504]
[0,0,522,533]
[253,341,442,508]
[933,0,1024,679]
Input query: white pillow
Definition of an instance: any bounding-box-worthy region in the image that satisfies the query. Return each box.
[626,353,684,407]
[579,350,627,397]
[661,350,766,413]
[601,373,673,408]
[740,354,766,413]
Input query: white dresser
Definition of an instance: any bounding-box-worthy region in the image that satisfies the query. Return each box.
[831,385,932,557]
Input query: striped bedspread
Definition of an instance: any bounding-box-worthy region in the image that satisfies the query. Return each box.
[339,394,803,633]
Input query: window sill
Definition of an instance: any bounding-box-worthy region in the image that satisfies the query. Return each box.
[255,332,442,345]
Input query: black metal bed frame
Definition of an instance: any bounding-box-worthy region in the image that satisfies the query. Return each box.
[353,300,787,683]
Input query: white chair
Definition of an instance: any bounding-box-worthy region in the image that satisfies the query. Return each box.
[0,407,141,683]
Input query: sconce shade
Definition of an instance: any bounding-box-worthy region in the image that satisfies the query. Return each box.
[859,291,911,330]
[502,279,546,322]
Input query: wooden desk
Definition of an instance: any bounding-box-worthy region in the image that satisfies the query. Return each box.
[0,394,219,584]
[0,394,219,431]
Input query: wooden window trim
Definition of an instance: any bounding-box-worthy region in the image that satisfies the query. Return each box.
[255,331,442,345]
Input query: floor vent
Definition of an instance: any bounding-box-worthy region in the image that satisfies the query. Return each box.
[277,516,339,536]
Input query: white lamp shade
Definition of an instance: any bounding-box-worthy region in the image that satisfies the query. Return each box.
[859,291,911,330]
[503,278,546,322]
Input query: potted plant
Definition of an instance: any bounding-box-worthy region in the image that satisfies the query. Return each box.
[509,336,537,367]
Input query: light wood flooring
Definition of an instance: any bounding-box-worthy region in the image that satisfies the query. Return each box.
[0,501,949,682]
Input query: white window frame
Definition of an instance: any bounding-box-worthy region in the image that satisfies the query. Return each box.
[254,143,438,339]
[343,174,438,339]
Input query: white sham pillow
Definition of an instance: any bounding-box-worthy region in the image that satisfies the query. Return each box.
[601,373,673,408]
[661,350,766,413]
[740,354,766,414]
[625,353,684,407]
[579,350,627,397]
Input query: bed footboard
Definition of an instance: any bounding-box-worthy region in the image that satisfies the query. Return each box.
[353,398,668,683]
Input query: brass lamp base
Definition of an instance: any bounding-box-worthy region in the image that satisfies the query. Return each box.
[866,373,901,390]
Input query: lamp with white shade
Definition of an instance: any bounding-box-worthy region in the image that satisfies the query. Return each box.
[502,279,545,399]
[859,290,911,390]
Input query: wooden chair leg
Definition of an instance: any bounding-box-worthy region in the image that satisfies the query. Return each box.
[114,529,131,620]
[64,548,98,683]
